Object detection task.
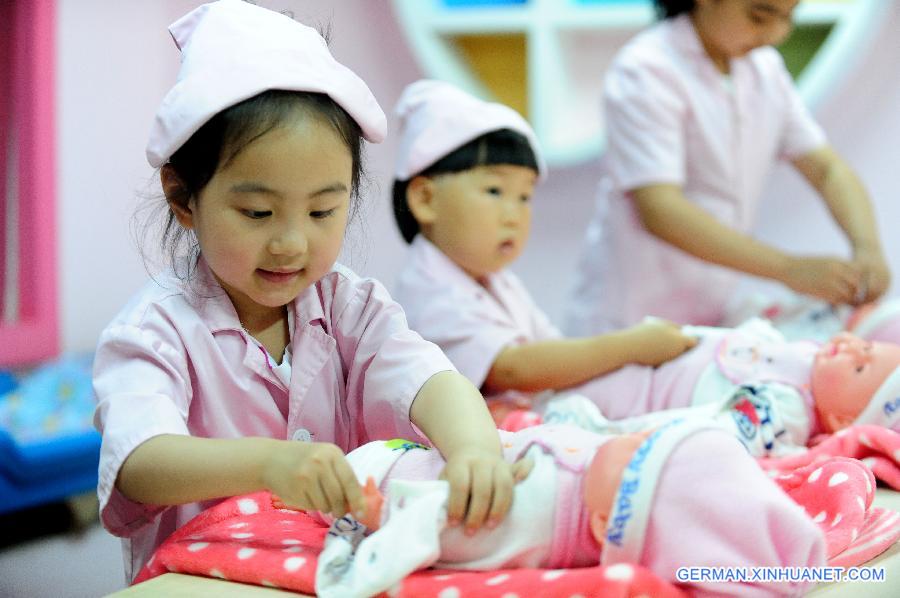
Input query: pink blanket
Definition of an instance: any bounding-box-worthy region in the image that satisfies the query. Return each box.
[759,424,900,490]
[133,446,899,595]
[134,491,687,597]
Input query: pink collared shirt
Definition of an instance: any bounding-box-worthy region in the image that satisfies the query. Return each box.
[93,259,454,581]
[566,14,827,334]
[394,235,561,409]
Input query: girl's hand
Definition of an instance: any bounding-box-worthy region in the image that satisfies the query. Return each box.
[263,441,365,519]
[623,318,698,367]
[781,256,863,306]
[439,449,531,535]
[853,247,891,304]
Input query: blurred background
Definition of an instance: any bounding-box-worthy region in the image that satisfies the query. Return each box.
[2,1,898,595]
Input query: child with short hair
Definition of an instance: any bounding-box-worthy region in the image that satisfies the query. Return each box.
[93,2,522,581]
[391,80,697,424]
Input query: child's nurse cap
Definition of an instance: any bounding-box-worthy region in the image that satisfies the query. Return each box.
[146,0,387,168]
[393,79,547,181]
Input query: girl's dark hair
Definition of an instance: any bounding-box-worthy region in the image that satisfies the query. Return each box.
[392,128,538,243]
[146,89,364,279]
[654,0,695,18]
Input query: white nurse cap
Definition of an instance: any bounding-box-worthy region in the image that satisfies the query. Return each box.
[146,0,387,168]
[393,79,546,181]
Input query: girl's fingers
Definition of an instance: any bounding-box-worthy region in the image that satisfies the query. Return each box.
[486,464,514,527]
[512,457,534,482]
[464,465,492,533]
[333,458,365,517]
[441,465,470,527]
[302,486,326,514]
[319,465,348,517]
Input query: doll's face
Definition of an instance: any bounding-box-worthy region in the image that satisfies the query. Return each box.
[583,432,651,545]
[811,333,900,432]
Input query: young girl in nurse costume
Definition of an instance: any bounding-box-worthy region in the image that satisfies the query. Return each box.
[566,0,891,335]
[92,2,524,581]
[391,80,697,425]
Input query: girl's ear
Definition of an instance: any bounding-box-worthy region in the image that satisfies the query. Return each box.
[161,164,194,230]
[405,175,438,226]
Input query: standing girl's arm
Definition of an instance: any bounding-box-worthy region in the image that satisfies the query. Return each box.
[793,146,891,303]
[631,183,864,305]
[410,370,520,534]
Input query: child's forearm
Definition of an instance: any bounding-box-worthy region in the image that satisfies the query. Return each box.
[116,434,282,506]
[793,146,882,254]
[484,331,639,393]
[631,184,793,281]
[410,371,501,459]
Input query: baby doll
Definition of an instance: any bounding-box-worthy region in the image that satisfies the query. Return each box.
[537,319,900,458]
[314,421,826,598]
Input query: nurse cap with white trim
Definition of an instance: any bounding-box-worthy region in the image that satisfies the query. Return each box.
[393,79,547,181]
[146,0,387,168]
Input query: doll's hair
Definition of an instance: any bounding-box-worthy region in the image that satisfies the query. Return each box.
[138,89,365,280]
[392,128,538,244]
[654,0,695,18]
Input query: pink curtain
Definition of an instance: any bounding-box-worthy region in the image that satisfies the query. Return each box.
[0,0,58,366]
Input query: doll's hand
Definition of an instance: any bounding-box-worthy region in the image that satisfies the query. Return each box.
[853,247,891,304]
[781,256,863,306]
[624,318,698,367]
[263,441,364,520]
[439,448,522,535]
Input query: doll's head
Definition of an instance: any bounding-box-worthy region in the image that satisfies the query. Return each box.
[655,0,796,71]
[392,80,544,279]
[583,432,651,544]
[140,0,385,325]
[811,333,900,433]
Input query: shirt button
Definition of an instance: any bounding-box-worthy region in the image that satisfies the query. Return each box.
[292,428,312,442]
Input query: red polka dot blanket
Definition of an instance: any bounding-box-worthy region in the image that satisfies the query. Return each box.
[133,491,688,597]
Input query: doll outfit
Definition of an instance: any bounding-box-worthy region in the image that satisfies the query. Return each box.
[565,13,826,334]
[93,260,454,580]
[546,320,820,455]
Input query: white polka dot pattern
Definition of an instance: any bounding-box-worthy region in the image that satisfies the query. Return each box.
[283,556,306,572]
